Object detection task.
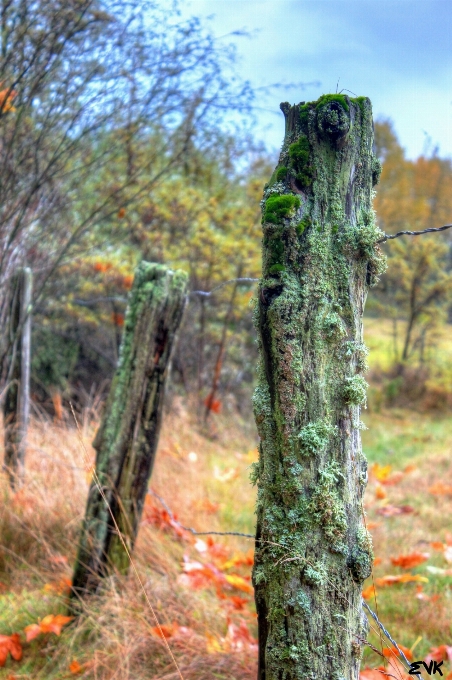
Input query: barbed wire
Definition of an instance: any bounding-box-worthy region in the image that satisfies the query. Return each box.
[148,489,254,538]
[378,223,452,243]
[189,277,259,298]
[363,602,422,677]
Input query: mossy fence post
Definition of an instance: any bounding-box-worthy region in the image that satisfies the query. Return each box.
[251,95,385,680]
[71,262,187,602]
[3,267,32,489]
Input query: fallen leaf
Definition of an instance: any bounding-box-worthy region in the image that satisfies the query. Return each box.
[390,552,429,569]
[220,550,254,570]
[69,660,83,674]
[429,482,452,496]
[383,645,413,661]
[149,623,178,640]
[425,645,452,663]
[373,558,382,566]
[224,574,254,594]
[431,542,445,551]
[25,614,73,641]
[0,634,22,667]
[372,464,392,482]
[206,633,224,654]
[375,485,387,500]
[227,596,249,610]
[362,585,377,600]
[375,574,428,586]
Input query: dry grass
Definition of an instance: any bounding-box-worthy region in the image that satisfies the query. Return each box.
[0,397,451,678]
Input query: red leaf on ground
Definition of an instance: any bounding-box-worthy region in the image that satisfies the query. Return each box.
[0,634,22,667]
[390,552,429,569]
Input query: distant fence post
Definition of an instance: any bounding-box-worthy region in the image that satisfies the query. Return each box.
[3,267,32,489]
[71,262,187,602]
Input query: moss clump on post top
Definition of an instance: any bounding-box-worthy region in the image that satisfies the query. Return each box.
[71,262,187,603]
[253,95,384,680]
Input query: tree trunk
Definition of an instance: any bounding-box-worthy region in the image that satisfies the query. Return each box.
[252,95,385,680]
[71,262,187,601]
[3,267,32,489]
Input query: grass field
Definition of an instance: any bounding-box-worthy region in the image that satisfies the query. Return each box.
[0,325,452,678]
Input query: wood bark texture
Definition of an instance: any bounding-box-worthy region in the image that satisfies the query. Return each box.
[252,95,385,680]
[3,267,32,489]
[71,262,187,600]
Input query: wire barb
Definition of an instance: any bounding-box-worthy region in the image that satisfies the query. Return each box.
[363,602,424,679]
[378,223,452,243]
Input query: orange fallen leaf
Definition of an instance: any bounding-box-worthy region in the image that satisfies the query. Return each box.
[429,482,452,496]
[431,542,445,551]
[425,645,452,663]
[220,550,254,570]
[227,595,249,610]
[69,660,83,674]
[373,557,382,566]
[25,614,73,641]
[390,552,429,569]
[149,623,178,640]
[375,574,428,587]
[362,585,377,600]
[224,574,254,594]
[206,633,224,654]
[372,463,392,482]
[383,645,413,661]
[0,634,22,667]
[375,485,387,500]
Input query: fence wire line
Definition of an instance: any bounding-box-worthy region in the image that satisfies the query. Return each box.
[189,277,259,298]
[378,223,452,243]
[148,489,255,538]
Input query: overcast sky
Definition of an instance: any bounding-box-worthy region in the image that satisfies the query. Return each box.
[180,0,452,160]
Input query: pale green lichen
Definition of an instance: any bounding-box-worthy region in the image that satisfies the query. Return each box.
[298,419,335,456]
[343,375,368,406]
[309,462,347,551]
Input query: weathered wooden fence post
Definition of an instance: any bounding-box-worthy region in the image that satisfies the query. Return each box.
[3,267,32,489]
[251,96,385,680]
[71,262,187,601]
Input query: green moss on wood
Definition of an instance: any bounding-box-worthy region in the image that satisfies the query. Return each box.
[276,166,288,182]
[263,194,301,224]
